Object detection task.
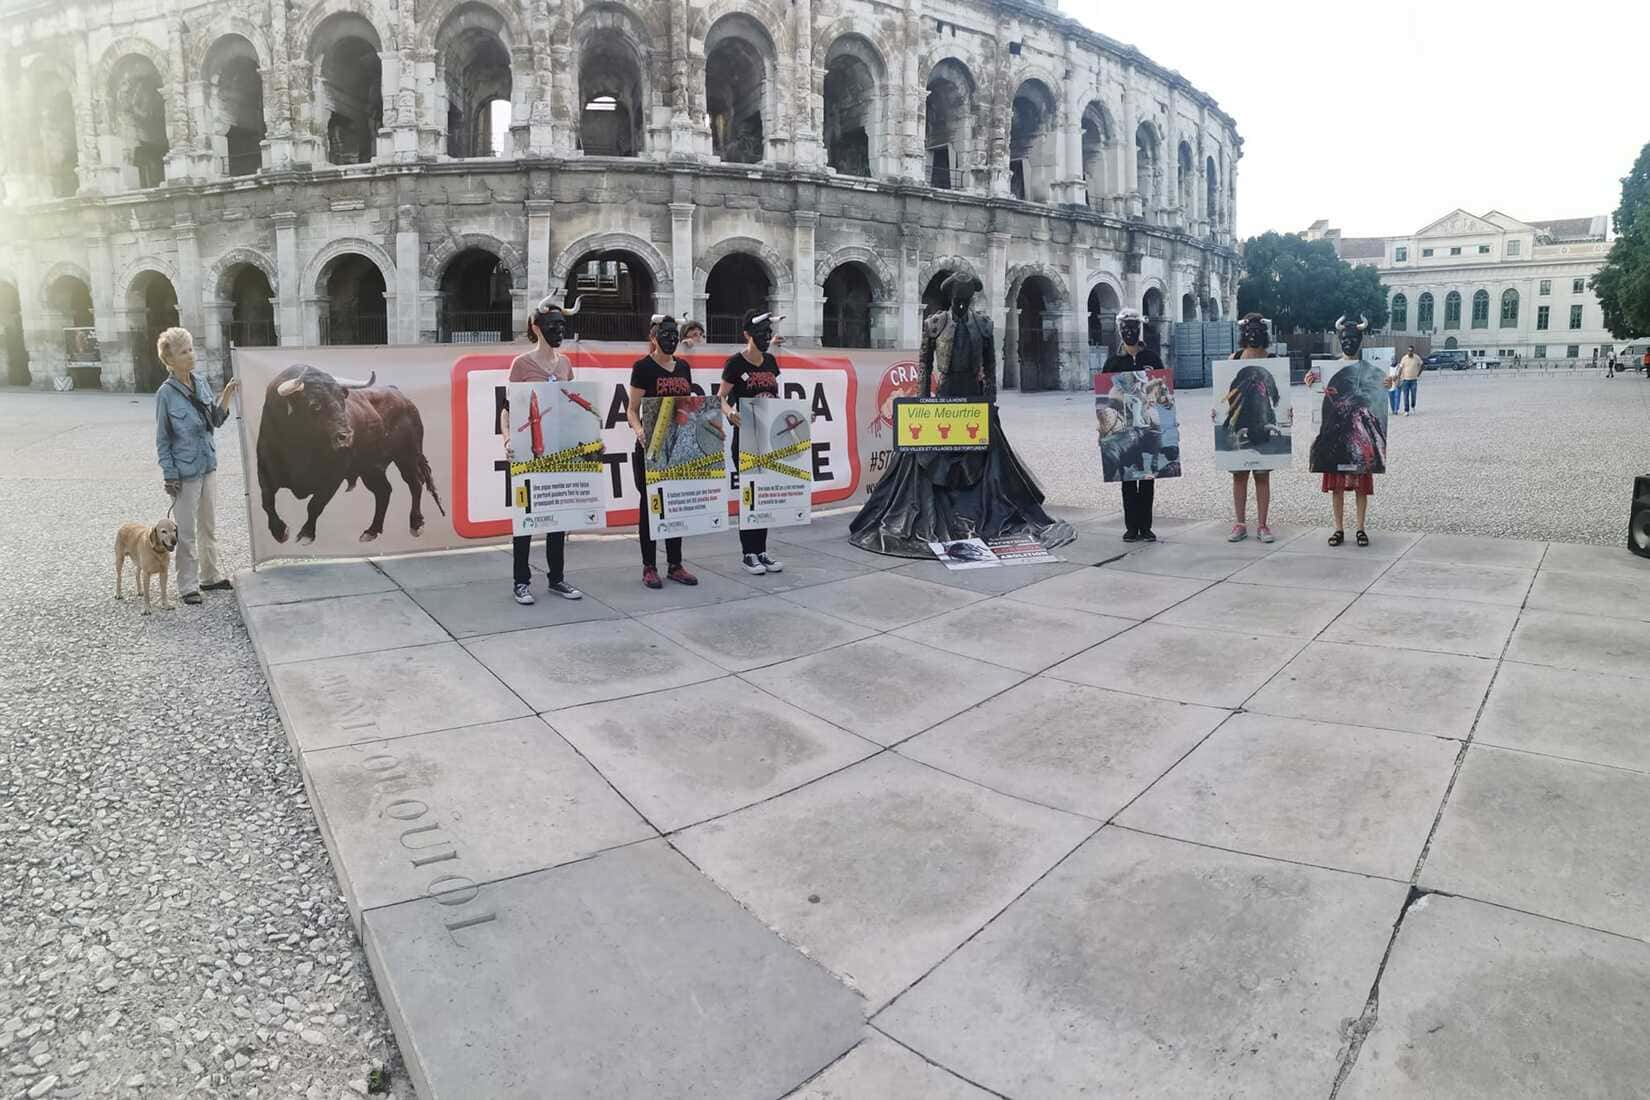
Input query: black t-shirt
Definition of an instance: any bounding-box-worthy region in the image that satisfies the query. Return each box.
[628,355,695,397]
[1102,348,1165,372]
[720,352,781,402]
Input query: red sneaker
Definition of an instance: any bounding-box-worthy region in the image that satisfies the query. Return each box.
[642,566,663,589]
[666,565,699,586]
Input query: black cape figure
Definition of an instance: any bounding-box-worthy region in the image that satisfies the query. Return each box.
[849,273,1075,558]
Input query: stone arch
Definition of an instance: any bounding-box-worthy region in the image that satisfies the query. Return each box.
[118,255,180,301]
[208,247,279,299]
[702,0,792,54]
[295,0,396,56]
[924,56,979,189]
[573,3,653,157]
[811,17,890,67]
[417,0,525,52]
[189,18,271,71]
[705,11,781,165]
[917,254,980,296]
[424,232,528,288]
[549,231,672,298]
[1004,262,1071,310]
[94,37,172,104]
[302,237,396,297]
[1009,75,1061,202]
[821,31,889,177]
[1085,269,1125,302]
[693,235,792,299]
[39,261,93,303]
[814,244,895,298]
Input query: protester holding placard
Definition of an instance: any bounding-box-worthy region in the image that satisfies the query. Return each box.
[719,309,786,575]
[626,315,699,589]
[1222,313,1277,543]
[1100,308,1165,542]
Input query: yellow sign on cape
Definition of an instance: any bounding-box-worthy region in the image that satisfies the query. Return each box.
[892,398,991,451]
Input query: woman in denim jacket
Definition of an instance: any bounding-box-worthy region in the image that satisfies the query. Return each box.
[154,327,238,604]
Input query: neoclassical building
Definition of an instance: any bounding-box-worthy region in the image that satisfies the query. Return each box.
[0,0,1240,392]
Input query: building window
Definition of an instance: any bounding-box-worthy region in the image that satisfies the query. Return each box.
[1567,344,1580,358]
[1390,293,1408,331]
[1570,304,1584,329]
[1395,246,1408,262]
[1572,278,1585,294]
[1422,248,1434,258]
[1536,305,1550,330]
[1416,292,1434,330]
[1539,279,1551,295]
[1450,246,1462,256]
[1508,240,1521,256]
[1500,289,1519,327]
[1444,290,1462,329]
[1471,289,1490,328]
[1478,245,1491,254]
[1534,344,1547,358]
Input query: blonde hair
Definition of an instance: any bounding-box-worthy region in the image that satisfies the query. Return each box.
[156,326,194,365]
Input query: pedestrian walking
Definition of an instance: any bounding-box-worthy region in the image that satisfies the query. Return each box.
[154,327,238,605]
[1386,353,1401,415]
[1398,345,1424,415]
[1607,352,1617,378]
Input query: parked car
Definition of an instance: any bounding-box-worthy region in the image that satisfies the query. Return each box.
[1423,350,1472,371]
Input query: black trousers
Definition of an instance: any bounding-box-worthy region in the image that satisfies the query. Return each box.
[1121,479,1155,534]
[513,532,565,586]
[633,444,682,569]
[738,526,769,555]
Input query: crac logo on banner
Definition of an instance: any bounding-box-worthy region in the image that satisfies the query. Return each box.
[450,350,861,538]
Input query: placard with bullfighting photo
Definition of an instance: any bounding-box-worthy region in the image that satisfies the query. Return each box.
[1093,369,1180,482]
[735,397,812,531]
[642,394,729,538]
[1212,358,1292,472]
[506,381,605,535]
[1306,359,1389,475]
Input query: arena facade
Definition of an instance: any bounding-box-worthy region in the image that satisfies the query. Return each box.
[0,0,1240,392]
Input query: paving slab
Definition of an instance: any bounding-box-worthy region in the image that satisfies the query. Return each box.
[237,561,395,607]
[1118,713,1458,879]
[572,562,763,615]
[1228,550,1394,593]
[1421,745,1650,940]
[270,642,532,751]
[1271,526,1421,560]
[464,619,726,711]
[742,636,1025,746]
[1174,519,1313,546]
[890,599,1133,674]
[1105,539,1276,581]
[1080,514,1206,539]
[1248,641,1496,739]
[1526,567,1650,622]
[1504,607,1650,679]
[696,545,879,593]
[785,1034,994,1099]
[304,718,653,914]
[889,558,1087,596]
[763,511,859,546]
[1046,621,1303,708]
[1155,581,1357,640]
[783,538,912,570]
[638,595,875,672]
[404,577,620,638]
[876,828,1406,1099]
[1539,541,1650,581]
[1320,593,1520,659]
[1474,660,1650,772]
[674,753,1094,1008]
[1008,565,1209,620]
[1402,532,1548,569]
[362,840,863,1100]
[243,590,450,664]
[900,677,1228,820]
[373,548,516,590]
[778,572,985,631]
[1338,895,1650,1100]
[1368,559,1535,607]
[546,679,879,832]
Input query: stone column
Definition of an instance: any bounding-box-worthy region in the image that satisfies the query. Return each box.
[174,218,203,336]
[899,228,921,347]
[549,0,578,156]
[265,0,294,168]
[88,231,118,387]
[273,211,301,345]
[164,18,193,182]
[987,231,1010,385]
[669,202,695,317]
[1120,81,1140,219]
[526,199,554,295]
[791,211,818,342]
[394,204,420,343]
[898,0,923,181]
[790,0,818,166]
[203,299,232,383]
[1068,243,1089,384]
[73,30,102,195]
[1055,61,1085,206]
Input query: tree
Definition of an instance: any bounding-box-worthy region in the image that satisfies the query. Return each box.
[1236,231,1389,334]
[1593,141,1650,339]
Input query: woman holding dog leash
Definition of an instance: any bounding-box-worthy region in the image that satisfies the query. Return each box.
[154,326,237,605]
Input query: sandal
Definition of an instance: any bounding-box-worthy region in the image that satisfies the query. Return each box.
[1355,530,1370,547]
[1327,530,1345,547]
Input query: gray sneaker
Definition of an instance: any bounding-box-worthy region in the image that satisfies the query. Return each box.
[756,553,784,573]
[513,583,535,606]
[547,580,583,600]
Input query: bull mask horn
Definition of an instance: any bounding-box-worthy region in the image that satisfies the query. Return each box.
[560,295,584,317]
[336,371,377,389]
[1357,315,1369,332]
[1334,315,1348,334]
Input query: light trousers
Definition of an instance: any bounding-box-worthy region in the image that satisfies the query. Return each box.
[174,471,222,595]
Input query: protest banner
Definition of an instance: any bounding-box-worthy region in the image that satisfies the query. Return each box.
[1211,358,1292,472]
[1094,369,1181,482]
[506,381,606,534]
[641,395,728,538]
[735,397,812,531]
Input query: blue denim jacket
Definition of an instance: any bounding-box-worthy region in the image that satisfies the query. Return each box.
[155,374,229,481]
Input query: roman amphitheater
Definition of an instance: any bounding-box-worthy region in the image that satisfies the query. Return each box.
[0,0,1239,392]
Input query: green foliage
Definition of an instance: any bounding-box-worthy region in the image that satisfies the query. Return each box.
[1593,142,1650,339]
[1236,231,1390,334]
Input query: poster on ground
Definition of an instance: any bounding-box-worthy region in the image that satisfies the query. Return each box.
[1306,359,1388,475]
[986,535,1062,566]
[507,381,605,535]
[1212,358,1292,472]
[928,535,1063,570]
[1094,369,1180,481]
[642,395,728,537]
[892,398,991,451]
[736,397,812,531]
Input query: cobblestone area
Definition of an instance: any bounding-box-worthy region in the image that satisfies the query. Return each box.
[0,394,409,1100]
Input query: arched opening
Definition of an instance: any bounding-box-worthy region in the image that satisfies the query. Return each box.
[1203,297,1220,322]
[1390,292,1408,332]
[921,270,954,321]
[1443,290,1462,330]
[203,36,265,176]
[705,253,771,344]
[1471,289,1490,329]
[223,264,277,360]
[1204,155,1218,228]
[823,36,883,178]
[578,30,643,156]
[704,16,771,165]
[127,272,180,392]
[108,54,169,188]
[33,67,80,197]
[1088,282,1120,350]
[565,250,656,340]
[319,254,387,345]
[1181,292,1197,322]
[312,14,383,165]
[438,5,512,157]
[1135,122,1160,207]
[1501,288,1520,328]
[1444,336,1458,350]
[822,263,874,348]
[1081,102,1111,209]
[924,60,974,191]
[1177,141,1194,215]
[1416,292,1434,331]
[438,249,513,341]
[1141,287,1166,354]
[1009,80,1057,202]
[0,282,29,386]
[1014,275,1059,392]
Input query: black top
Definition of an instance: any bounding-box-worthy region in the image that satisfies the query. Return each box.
[628,355,695,397]
[720,352,780,402]
[1101,348,1165,373]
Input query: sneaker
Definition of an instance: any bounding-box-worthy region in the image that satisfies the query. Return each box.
[1122,529,1141,543]
[513,583,536,606]
[1141,530,1158,543]
[741,554,767,575]
[202,579,234,592]
[1256,524,1276,544]
[182,592,203,606]
[667,565,699,586]
[547,580,583,600]
[1227,523,1248,543]
[756,553,784,573]
[642,567,663,589]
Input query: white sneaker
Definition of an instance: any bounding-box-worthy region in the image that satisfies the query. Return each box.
[741,554,767,575]
[756,553,784,573]
[513,583,535,605]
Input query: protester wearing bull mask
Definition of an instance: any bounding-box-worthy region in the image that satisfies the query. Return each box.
[719,309,786,575]
[154,327,238,605]
[1101,308,1164,542]
[626,315,699,589]
[1219,313,1277,543]
[500,296,586,605]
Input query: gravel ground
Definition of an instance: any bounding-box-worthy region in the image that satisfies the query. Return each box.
[1005,368,1650,544]
[0,392,411,1100]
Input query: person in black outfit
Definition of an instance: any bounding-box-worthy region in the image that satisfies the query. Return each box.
[1101,307,1164,542]
[719,309,787,575]
[626,315,700,590]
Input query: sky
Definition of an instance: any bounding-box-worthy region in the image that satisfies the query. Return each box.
[1063,0,1650,240]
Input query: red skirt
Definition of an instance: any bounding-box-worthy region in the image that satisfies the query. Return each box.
[1321,473,1375,495]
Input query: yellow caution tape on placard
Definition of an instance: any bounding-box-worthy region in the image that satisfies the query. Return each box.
[738,438,813,482]
[644,452,726,484]
[647,397,673,460]
[509,441,605,477]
